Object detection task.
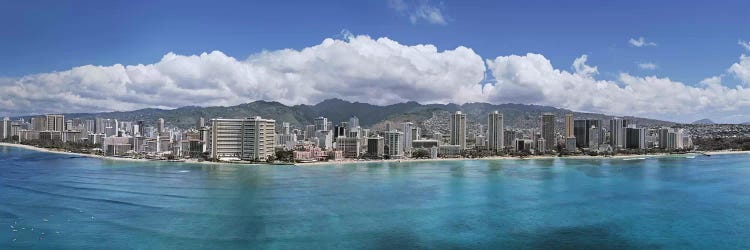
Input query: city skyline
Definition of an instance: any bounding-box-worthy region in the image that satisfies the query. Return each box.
[1,1,750,123]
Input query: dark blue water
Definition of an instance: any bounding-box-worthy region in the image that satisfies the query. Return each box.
[2,146,750,249]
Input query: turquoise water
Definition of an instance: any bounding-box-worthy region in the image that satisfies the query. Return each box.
[2,146,750,249]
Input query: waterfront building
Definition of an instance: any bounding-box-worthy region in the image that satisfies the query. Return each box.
[540,113,555,152]
[102,136,132,156]
[658,128,672,149]
[88,133,105,145]
[62,131,84,142]
[44,115,65,132]
[366,136,385,158]
[1,117,10,140]
[487,111,504,152]
[413,139,439,149]
[536,137,547,153]
[39,131,62,141]
[450,111,467,149]
[385,130,404,159]
[438,145,462,158]
[208,117,276,161]
[336,136,360,158]
[503,129,516,149]
[402,122,414,154]
[589,125,601,150]
[31,117,47,131]
[574,119,601,148]
[315,130,333,149]
[565,114,574,138]
[626,127,646,150]
[475,134,486,147]
[565,137,577,152]
[514,139,534,152]
[609,118,628,149]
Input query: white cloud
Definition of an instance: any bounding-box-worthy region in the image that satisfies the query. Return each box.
[739,40,750,51]
[3,34,750,120]
[638,62,657,70]
[0,35,485,115]
[388,0,447,25]
[484,53,750,116]
[629,37,657,47]
[572,55,598,76]
[729,54,750,85]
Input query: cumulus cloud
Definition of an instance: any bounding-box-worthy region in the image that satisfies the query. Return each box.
[629,37,657,47]
[739,40,750,51]
[729,54,750,85]
[638,62,657,70]
[484,53,750,116]
[3,34,750,120]
[0,35,485,116]
[388,0,447,25]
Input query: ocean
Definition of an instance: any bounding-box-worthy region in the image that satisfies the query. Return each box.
[2,145,750,249]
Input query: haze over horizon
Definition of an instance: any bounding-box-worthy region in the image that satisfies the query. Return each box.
[1,0,749,123]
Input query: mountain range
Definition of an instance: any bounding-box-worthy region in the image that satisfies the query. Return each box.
[22,99,677,133]
[692,119,715,125]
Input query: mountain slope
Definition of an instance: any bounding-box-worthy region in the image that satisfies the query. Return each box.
[20,99,676,130]
[692,119,715,125]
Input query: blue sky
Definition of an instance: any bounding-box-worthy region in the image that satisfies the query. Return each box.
[1,0,750,123]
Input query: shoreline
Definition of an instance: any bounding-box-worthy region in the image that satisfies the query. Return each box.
[2,142,748,167]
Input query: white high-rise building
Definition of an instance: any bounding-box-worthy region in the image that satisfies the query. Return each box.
[385,130,404,159]
[487,111,504,152]
[401,122,414,154]
[1,117,10,140]
[450,111,467,149]
[158,118,165,134]
[208,117,276,161]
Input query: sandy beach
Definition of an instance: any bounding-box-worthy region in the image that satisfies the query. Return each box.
[1,142,748,167]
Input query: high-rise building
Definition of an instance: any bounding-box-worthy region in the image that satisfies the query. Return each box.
[589,125,601,150]
[335,136,360,158]
[401,122,414,154]
[158,118,165,134]
[349,116,359,129]
[95,118,104,134]
[45,114,65,132]
[31,116,47,131]
[304,125,316,141]
[540,113,555,152]
[314,117,328,131]
[367,136,385,158]
[565,114,574,138]
[503,129,516,149]
[450,111,467,149]
[626,127,646,149]
[573,119,601,148]
[385,130,404,158]
[487,111,504,152]
[609,118,628,148]
[1,117,10,140]
[136,120,145,136]
[281,122,291,135]
[197,117,205,129]
[208,117,276,161]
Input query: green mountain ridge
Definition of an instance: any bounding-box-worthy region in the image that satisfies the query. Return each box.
[18,98,677,130]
